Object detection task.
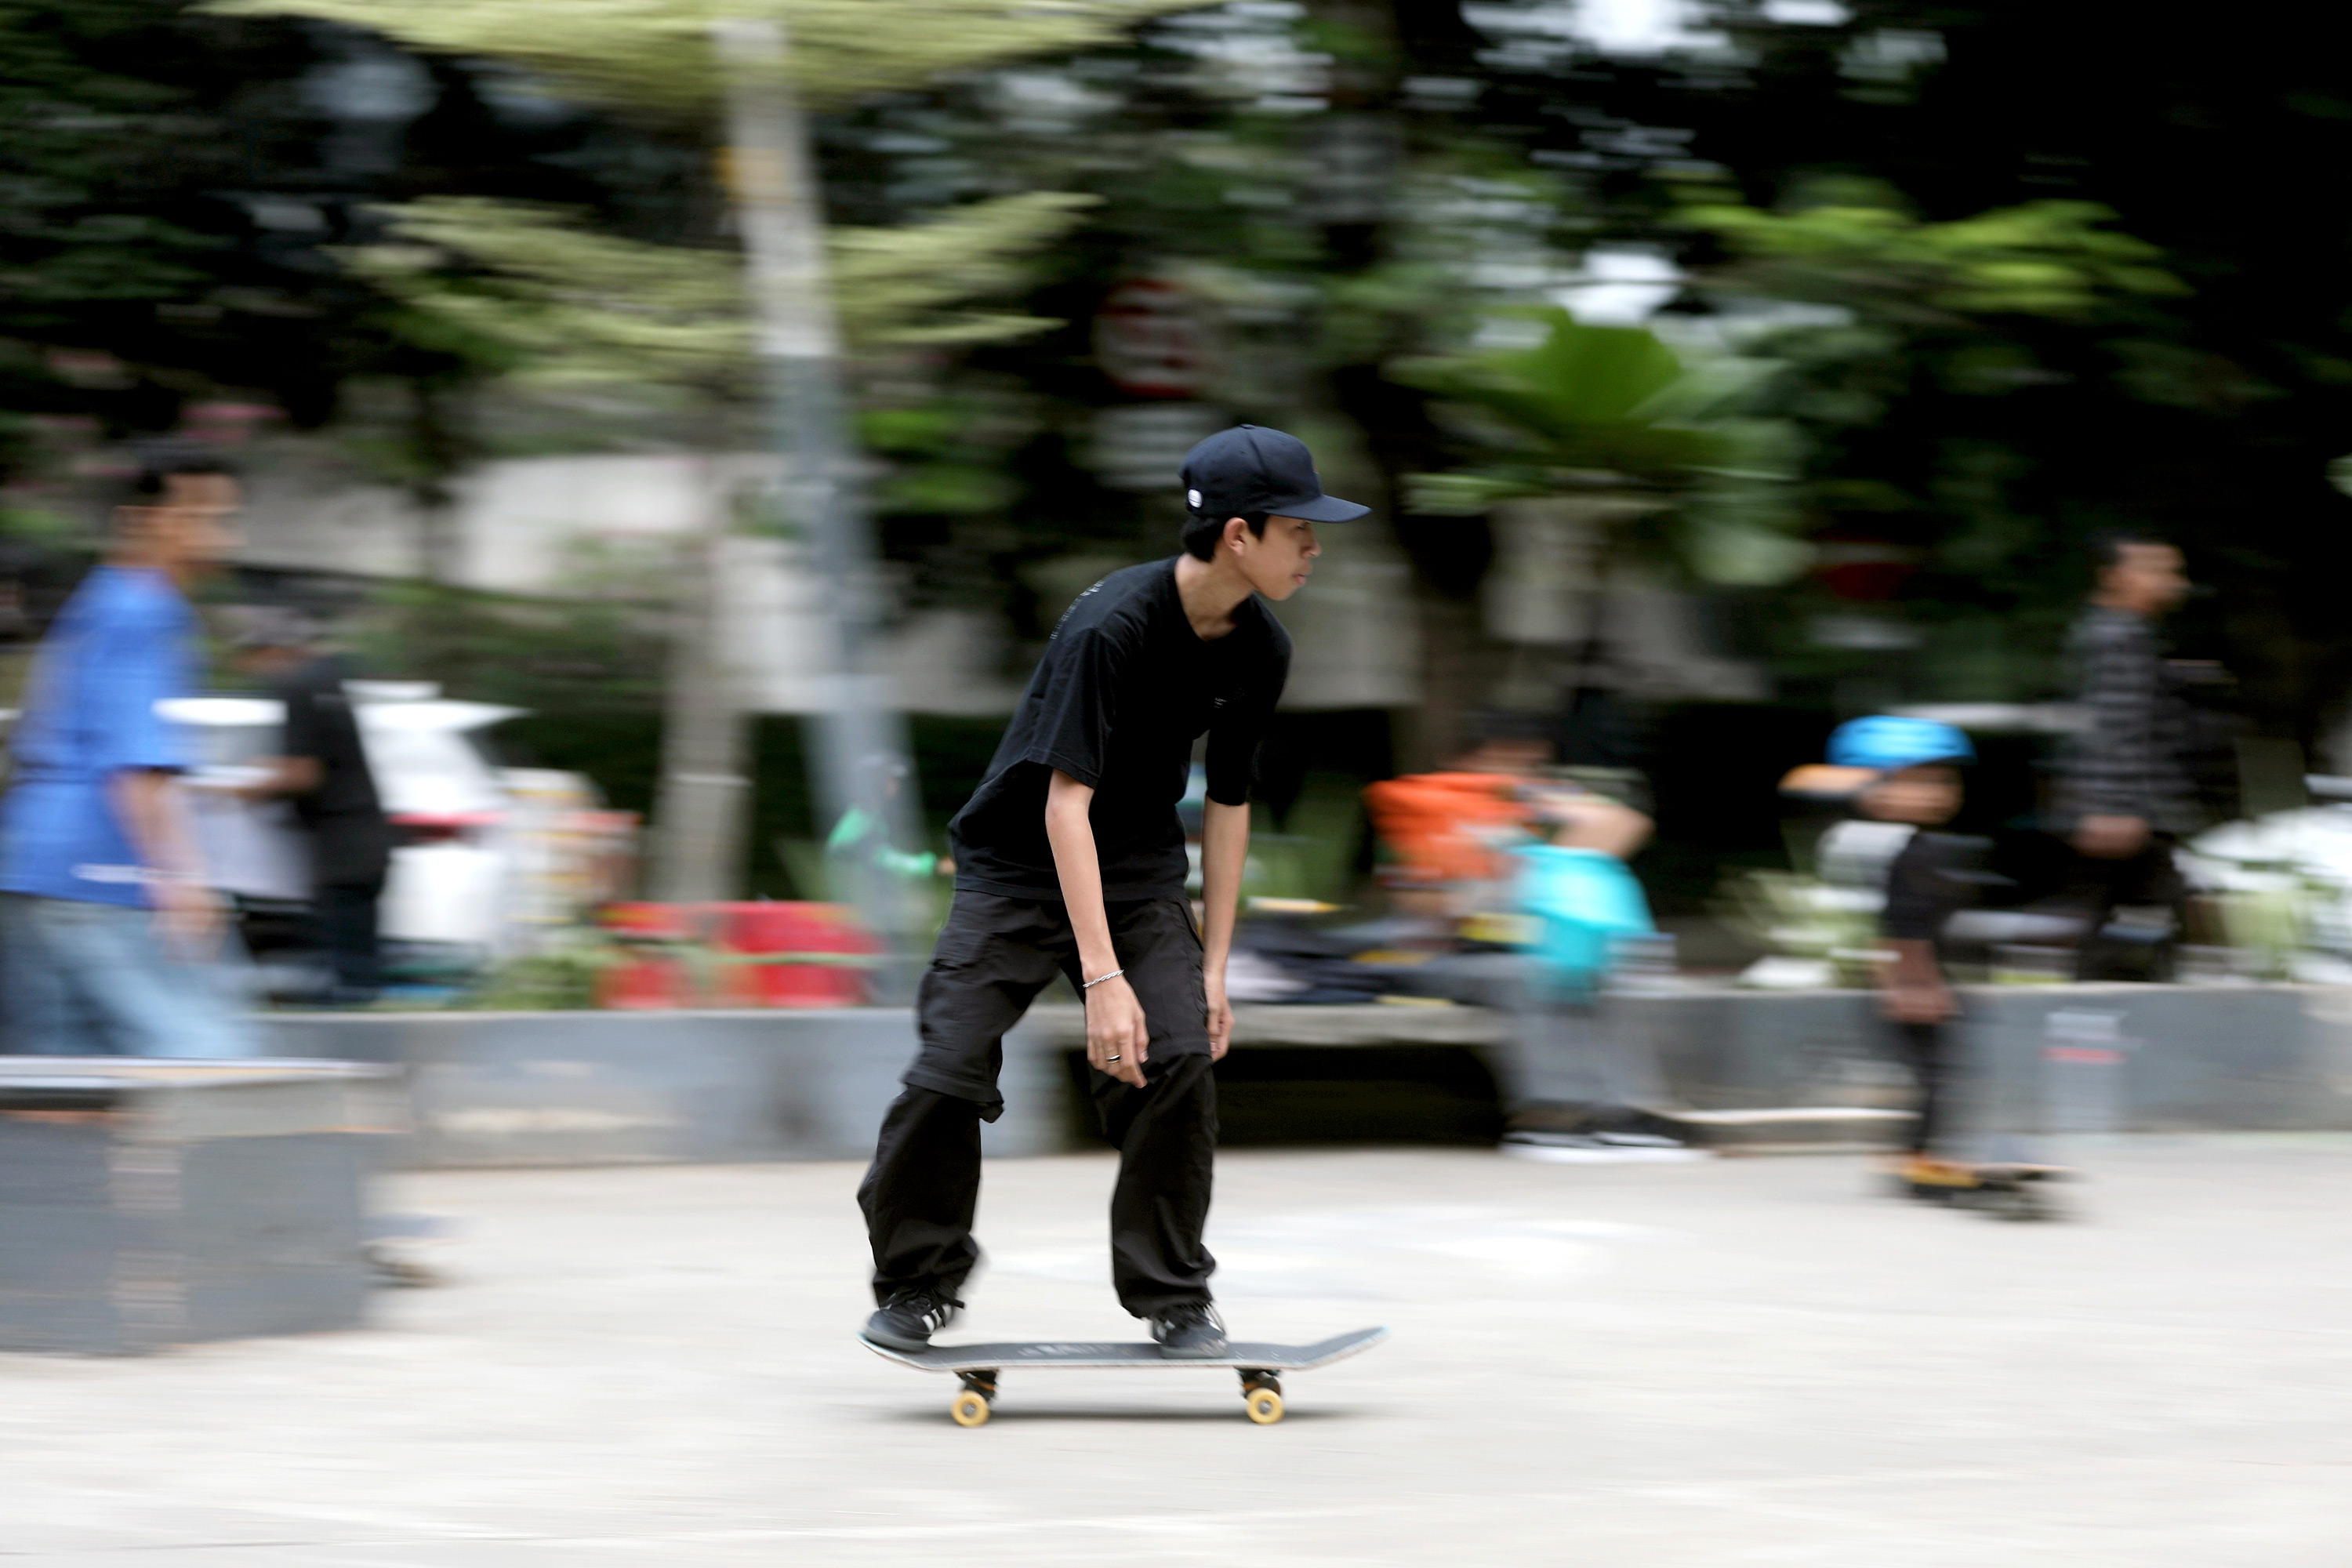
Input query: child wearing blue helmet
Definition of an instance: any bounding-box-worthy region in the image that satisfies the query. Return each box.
[1825,716,1981,1193]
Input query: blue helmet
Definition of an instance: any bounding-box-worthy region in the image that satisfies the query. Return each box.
[1827,715,1975,771]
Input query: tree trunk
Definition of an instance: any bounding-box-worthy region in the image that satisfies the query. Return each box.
[711,16,924,994]
[648,465,751,903]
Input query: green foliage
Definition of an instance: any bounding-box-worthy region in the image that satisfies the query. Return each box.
[353,579,667,717]
[352,200,754,401]
[201,0,1222,118]
[0,3,220,340]
[0,1,426,457]
[350,191,1095,405]
[832,192,1098,348]
[1393,310,1721,497]
[458,936,618,1010]
[1392,308,1807,585]
[1685,187,2188,324]
[1664,181,2208,698]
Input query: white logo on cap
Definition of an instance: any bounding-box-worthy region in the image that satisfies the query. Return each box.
[1187,488,1202,508]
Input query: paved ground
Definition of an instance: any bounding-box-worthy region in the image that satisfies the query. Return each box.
[6,1137,2352,1566]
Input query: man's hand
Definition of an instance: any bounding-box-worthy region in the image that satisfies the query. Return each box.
[1204,973,1232,1062]
[2074,814,2150,859]
[1085,972,1149,1087]
[151,878,224,960]
[1881,980,1955,1025]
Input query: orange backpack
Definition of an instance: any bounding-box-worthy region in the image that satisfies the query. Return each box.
[1361,771,1533,887]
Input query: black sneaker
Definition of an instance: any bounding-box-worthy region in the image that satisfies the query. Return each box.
[862,1289,961,1352]
[1150,1301,1229,1359]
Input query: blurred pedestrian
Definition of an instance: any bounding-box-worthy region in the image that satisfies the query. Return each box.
[0,446,255,1057]
[1361,711,1554,924]
[822,753,952,950]
[230,608,394,1005]
[857,423,1363,1358]
[1829,717,1983,1192]
[2056,532,2196,979]
[1504,779,1668,1152]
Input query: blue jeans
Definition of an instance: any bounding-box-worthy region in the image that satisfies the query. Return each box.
[0,893,257,1058]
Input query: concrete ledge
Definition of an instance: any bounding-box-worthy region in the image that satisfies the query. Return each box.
[249,982,2352,1167]
[263,1010,1060,1167]
[0,1058,403,1353]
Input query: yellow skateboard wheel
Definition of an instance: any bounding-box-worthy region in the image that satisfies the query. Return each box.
[950,1389,991,1427]
[1244,1388,1284,1425]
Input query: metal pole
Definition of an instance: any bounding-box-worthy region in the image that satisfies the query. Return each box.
[711,12,926,995]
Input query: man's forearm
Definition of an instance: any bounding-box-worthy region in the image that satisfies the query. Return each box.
[245,754,323,800]
[110,768,204,883]
[1044,769,1119,978]
[1199,800,1249,975]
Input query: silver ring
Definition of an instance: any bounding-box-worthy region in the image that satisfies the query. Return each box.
[1105,1054,1121,1062]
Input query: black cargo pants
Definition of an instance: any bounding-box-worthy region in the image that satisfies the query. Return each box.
[857,891,1218,1318]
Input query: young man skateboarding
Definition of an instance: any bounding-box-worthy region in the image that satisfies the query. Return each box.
[858,424,1365,1357]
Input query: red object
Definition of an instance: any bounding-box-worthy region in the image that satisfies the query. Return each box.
[595,901,881,1008]
[715,901,880,1008]
[1813,536,1919,602]
[599,956,688,1010]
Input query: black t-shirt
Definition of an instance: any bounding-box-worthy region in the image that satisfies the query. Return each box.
[1879,829,1980,951]
[272,654,394,885]
[949,557,1290,901]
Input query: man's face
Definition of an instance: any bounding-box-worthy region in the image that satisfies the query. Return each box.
[1860,764,1962,826]
[1229,513,1321,601]
[2100,543,2188,616]
[121,473,242,575]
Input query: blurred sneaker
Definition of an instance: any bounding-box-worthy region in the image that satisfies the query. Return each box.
[1151,1301,1229,1358]
[862,1288,960,1351]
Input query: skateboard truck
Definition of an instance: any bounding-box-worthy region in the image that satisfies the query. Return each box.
[951,1370,998,1428]
[1239,1369,1283,1425]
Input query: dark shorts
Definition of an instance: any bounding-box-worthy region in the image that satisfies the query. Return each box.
[905,891,1208,1119]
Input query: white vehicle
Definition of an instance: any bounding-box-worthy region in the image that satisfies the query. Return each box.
[162,683,626,961]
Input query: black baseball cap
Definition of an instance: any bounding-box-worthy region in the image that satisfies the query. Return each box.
[1179,424,1370,525]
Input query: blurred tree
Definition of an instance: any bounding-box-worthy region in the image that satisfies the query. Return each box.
[803,0,1584,762]
[1667,182,2199,709]
[212,0,1225,908]
[205,0,1230,120]
[1388,307,1801,761]
[1393,307,1803,575]
[1452,0,2352,743]
[0,1,345,464]
[348,191,1098,401]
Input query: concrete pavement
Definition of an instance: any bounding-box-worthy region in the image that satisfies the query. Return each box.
[5,1138,2352,1565]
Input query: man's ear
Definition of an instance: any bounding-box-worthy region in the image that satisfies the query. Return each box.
[1222,516,1250,552]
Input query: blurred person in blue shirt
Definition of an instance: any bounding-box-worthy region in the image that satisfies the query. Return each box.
[0,446,255,1057]
[1503,779,1675,1152]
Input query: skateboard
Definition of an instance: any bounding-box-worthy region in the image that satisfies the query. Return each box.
[859,1325,1388,1426]
[1894,1160,2071,1220]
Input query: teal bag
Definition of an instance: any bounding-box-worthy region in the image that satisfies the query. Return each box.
[1513,844,1655,994]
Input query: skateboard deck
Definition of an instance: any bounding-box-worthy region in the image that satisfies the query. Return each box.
[859,1325,1387,1426]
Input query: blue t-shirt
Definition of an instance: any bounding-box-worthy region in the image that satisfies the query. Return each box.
[0,567,198,907]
